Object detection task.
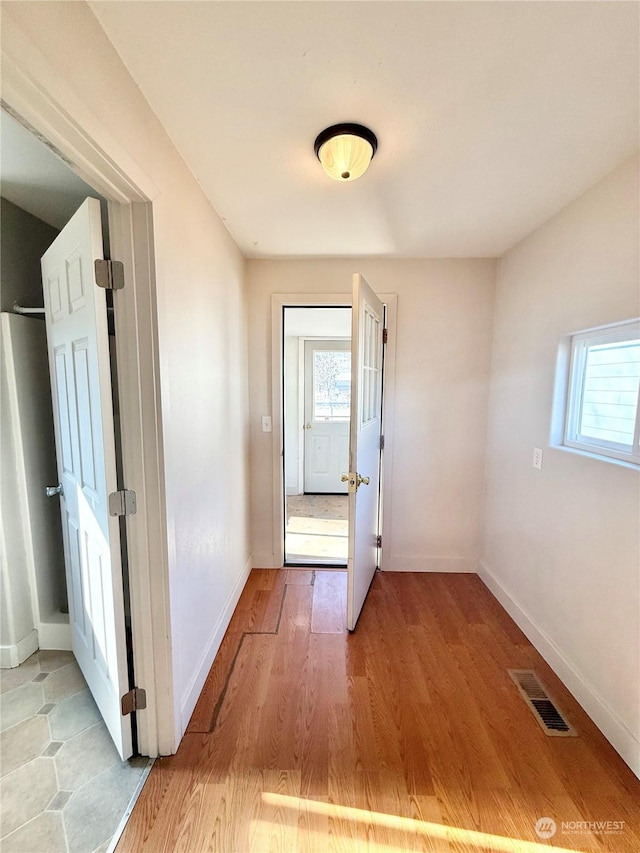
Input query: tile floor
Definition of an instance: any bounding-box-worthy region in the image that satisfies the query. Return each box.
[286,494,348,521]
[0,650,151,853]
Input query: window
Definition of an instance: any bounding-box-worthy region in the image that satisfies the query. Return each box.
[361,306,381,426]
[564,320,640,464]
[313,350,351,421]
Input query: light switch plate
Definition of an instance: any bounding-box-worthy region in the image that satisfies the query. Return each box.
[261,415,272,433]
[533,447,543,470]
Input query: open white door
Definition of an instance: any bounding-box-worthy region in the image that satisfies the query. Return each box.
[41,198,132,760]
[346,274,384,631]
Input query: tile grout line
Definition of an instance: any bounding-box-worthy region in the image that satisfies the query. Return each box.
[0,807,68,851]
[48,700,71,853]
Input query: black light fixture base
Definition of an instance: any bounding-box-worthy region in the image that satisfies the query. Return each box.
[314,123,378,160]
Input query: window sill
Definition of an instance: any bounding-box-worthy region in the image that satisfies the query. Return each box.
[553,444,640,471]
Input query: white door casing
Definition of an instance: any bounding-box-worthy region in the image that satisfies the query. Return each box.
[347,274,385,631]
[41,197,132,760]
[270,293,397,573]
[303,339,350,494]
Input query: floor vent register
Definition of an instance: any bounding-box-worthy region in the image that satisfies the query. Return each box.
[508,669,578,737]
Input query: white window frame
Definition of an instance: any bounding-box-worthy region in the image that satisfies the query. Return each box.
[564,320,640,465]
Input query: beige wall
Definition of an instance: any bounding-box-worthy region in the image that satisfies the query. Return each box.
[0,198,59,311]
[480,154,640,775]
[3,2,251,744]
[247,258,496,571]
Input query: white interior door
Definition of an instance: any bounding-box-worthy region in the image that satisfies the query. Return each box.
[303,339,350,493]
[41,198,132,760]
[346,274,384,631]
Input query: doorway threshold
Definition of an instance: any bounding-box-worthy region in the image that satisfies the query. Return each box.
[285,560,346,570]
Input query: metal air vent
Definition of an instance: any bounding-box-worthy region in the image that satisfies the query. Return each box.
[508,669,577,737]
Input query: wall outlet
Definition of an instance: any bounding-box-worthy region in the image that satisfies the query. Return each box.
[533,447,543,470]
[261,415,272,433]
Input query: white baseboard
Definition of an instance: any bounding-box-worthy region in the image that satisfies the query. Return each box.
[38,621,72,650]
[179,555,253,734]
[0,629,39,668]
[478,560,640,780]
[383,555,477,573]
[252,553,280,569]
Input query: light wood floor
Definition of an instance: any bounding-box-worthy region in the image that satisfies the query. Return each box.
[118,571,640,852]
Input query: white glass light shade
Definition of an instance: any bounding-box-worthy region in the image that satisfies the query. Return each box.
[318,133,374,182]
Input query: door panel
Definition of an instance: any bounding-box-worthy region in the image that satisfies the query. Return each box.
[347,274,384,631]
[303,339,350,493]
[42,198,132,760]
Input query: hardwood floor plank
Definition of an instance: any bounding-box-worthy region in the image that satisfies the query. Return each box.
[185,625,243,734]
[297,796,330,853]
[347,675,380,773]
[286,569,315,586]
[186,569,285,734]
[248,770,301,853]
[118,570,640,852]
[311,570,347,633]
[328,702,356,778]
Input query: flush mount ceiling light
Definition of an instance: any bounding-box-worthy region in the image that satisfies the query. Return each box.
[314,123,378,182]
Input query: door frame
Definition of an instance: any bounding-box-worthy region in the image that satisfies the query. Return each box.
[2,51,173,756]
[271,293,397,570]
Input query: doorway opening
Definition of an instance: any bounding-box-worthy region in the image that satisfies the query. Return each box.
[0,108,152,850]
[282,306,351,567]
[1,107,136,749]
[4,55,173,757]
[0,109,111,657]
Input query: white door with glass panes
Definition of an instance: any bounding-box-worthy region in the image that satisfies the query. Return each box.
[303,339,350,493]
[347,274,385,631]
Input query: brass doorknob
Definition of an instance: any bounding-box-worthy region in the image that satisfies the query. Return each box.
[341,472,370,491]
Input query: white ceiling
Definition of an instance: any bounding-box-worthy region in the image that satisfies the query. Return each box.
[91,1,638,259]
[0,109,99,230]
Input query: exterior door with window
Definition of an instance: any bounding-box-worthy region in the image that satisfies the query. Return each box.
[347,274,384,631]
[303,339,351,493]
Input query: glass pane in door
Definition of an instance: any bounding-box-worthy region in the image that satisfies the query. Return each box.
[313,350,351,422]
